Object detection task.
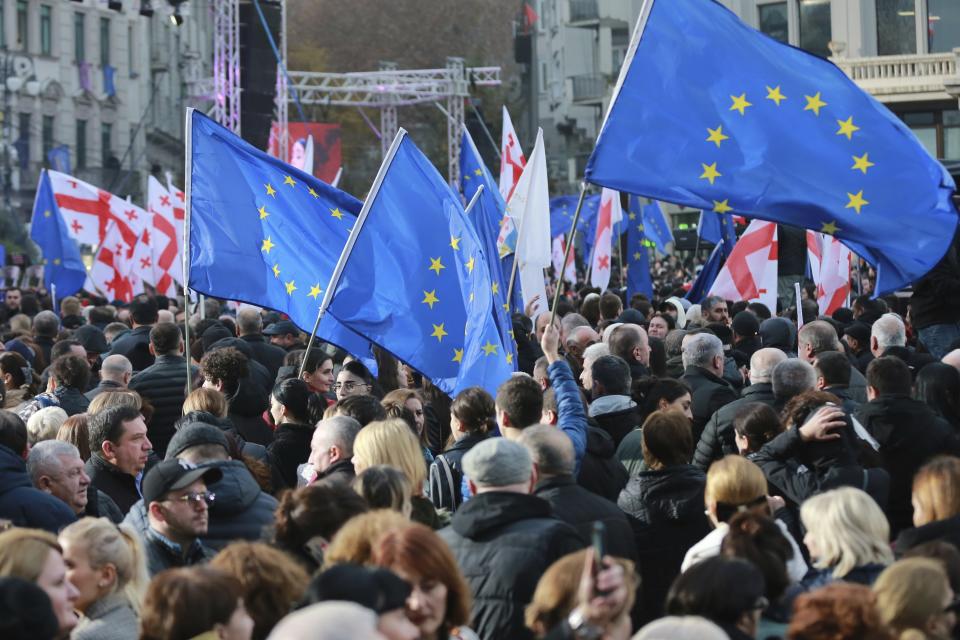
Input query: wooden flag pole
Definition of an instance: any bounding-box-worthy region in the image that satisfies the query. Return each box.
[549,183,588,330]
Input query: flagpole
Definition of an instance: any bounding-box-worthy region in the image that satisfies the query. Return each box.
[182,108,195,395]
[50,283,56,315]
[299,129,407,379]
[549,182,588,330]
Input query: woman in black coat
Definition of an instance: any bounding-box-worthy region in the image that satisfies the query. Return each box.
[266,379,316,489]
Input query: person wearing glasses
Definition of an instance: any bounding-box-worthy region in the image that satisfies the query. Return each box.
[138,458,222,576]
[334,360,377,402]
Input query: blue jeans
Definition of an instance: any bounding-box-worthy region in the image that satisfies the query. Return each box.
[917,323,960,360]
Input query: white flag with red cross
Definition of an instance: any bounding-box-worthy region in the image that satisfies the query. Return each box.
[90,219,144,302]
[807,230,851,316]
[708,219,779,316]
[590,188,623,291]
[47,170,145,253]
[495,107,526,257]
[148,176,183,296]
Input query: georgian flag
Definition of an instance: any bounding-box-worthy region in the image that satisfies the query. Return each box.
[708,219,779,316]
[148,176,183,296]
[590,188,623,291]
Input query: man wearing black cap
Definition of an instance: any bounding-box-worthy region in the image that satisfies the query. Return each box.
[263,320,306,351]
[107,295,158,372]
[731,311,761,361]
[139,458,222,576]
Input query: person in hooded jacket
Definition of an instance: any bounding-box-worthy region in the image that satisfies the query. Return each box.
[587,355,642,448]
[617,410,711,625]
[123,422,278,551]
[266,379,315,489]
[200,346,273,446]
[856,356,960,535]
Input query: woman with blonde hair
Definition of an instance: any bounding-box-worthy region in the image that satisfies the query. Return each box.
[896,456,960,553]
[682,455,807,583]
[182,387,229,418]
[800,486,893,590]
[0,527,80,638]
[874,557,956,640]
[57,414,91,461]
[87,390,142,416]
[353,418,438,528]
[58,518,148,640]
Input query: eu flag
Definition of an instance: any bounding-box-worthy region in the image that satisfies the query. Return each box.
[686,242,726,304]
[30,170,86,297]
[459,128,518,369]
[586,0,958,295]
[626,196,653,299]
[549,194,601,239]
[698,210,738,259]
[187,110,373,363]
[326,131,513,396]
[641,201,673,255]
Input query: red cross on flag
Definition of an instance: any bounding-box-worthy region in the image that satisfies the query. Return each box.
[148,176,183,296]
[90,220,143,302]
[807,230,852,315]
[551,234,576,284]
[709,219,779,316]
[590,188,623,291]
[47,170,145,255]
[495,107,526,258]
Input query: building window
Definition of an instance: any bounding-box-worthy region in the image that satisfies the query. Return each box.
[899,109,960,159]
[17,113,29,165]
[0,1,8,50]
[76,120,87,169]
[74,13,85,63]
[876,0,918,55]
[100,17,110,66]
[945,110,960,160]
[16,0,27,51]
[758,2,789,44]
[798,0,831,58]
[611,27,629,71]
[101,122,112,167]
[42,116,54,161]
[40,5,52,56]
[927,0,960,53]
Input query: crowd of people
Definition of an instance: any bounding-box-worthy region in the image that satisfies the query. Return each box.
[0,273,960,640]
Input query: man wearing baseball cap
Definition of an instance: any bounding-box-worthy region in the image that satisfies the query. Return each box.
[262,320,306,351]
[139,458,222,576]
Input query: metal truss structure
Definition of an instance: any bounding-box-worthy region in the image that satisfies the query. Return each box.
[212,0,241,135]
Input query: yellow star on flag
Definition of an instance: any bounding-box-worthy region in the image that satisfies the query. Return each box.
[804,92,828,116]
[43,210,51,217]
[502,302,510,312]
[330,208,344,220]
[491,282,500,295]
[261,237,275,253]
[628,212,636,221]
[845,191,869,214]
[431,323,448,342]
[765,85,787,106]
[452,348,464,363]
[265,183,276,197]
[633,252,642,260]
[258,205,269,220]
[53,258,61,265]
[474,168,482,176]
[821,220,840,235]
[449,236,461,251]
[429,257,445,275]
[506,353,513,365]
[284,280,297,295]
[706,125,729,148]
[481,341,498,356]
[272,264,280,278]
[851,153,875,174]
[700,162,721,185]
[836,116,860,140]
[283,175,296,187]
[308,284,322,299]
[713,199,733,214]
[308,187,319,199]
[729,93,752,116]
[422,290,439,309]
[465,257,476,274]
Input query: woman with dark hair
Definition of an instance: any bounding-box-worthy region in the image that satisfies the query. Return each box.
[266,379,317,489]
[732,403,783,455]
[647,313,675,340]
[617,377,691,475]
[0,351,38,409]
[282,348,335,401]
[665,556,767,640]
[139,567,253,640]
[335,359,379,401]
[428,387,495,513]
[915,363,960,431]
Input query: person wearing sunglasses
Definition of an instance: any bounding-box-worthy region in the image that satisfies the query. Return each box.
[138,458,222,577]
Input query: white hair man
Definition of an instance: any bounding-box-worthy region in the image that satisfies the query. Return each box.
[680,332,739,440]
[27,439,123,521]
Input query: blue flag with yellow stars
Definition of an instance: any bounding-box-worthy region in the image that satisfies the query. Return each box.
[326,131,513,397]
[625,196,654,299]
[30,170,87,297]
[187,110,374,364]
[641,201,673,255]
[698,210,738,259]
[585,0,958,295]
[459,127,518,369]
[549,194,602,239]
[686,242,726,304]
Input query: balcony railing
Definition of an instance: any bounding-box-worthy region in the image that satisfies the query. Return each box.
[833,52,958,99]
[571,73,607,103]
[569,0,599,24]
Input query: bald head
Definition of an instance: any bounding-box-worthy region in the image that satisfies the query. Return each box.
[99,354,133,385]
[748,348,787,383]
[609,323,649,366]
[156,309,175,324]
[518,424,575,478]
[236,307,263,336]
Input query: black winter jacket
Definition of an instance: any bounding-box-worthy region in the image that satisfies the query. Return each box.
[856,394,960,534]
[54,385,90,417]
[693,382,777,470]
[895,515,960,555]
[107,326,154,372]
[85,379,125,401]
[534,474,635,562]
[589,395,642,448]
[577,426,628,502]
[85,454,142,515]
[267,422,315,489]
[438,491,584,640]
[910,231,960,329]
[84,485,124,523]
[429,432,487,512]
[129,355,197,458]
[680,366,739,442]
[239,334,287,380]
[0,444,77,533]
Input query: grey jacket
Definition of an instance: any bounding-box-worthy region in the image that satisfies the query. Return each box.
[71,593,139,640]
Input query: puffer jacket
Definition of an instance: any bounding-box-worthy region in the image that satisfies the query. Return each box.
[693,383,777,470]
[589,395,642,448]
[107,326,154,372]
[129,355,198,458]
[438,491,584,640]
[0,444,76,533]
